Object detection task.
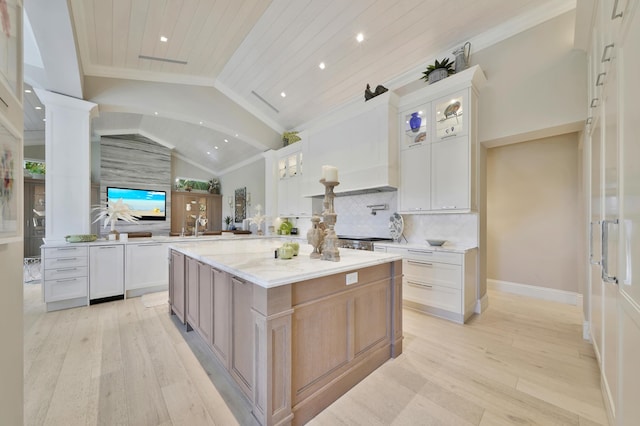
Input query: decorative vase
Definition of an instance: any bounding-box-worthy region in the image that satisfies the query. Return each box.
[409,112,422,133]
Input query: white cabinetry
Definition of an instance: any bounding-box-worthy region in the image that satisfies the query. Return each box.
[585,1,639,424]
[383,245,477,323]
[397,68,483,214]
[277,142,314,217]
[125,242,168,295]
[89,245,124,300]
[42,245,89,311]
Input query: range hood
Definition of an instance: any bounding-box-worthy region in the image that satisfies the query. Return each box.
[302,92,399,198]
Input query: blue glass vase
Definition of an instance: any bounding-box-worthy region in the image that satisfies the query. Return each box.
[409,112,421,133]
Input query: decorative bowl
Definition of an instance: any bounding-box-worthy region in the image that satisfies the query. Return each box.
[426,239,446,246]
[65,234,98,243]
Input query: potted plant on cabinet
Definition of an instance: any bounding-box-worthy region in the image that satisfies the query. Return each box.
[92,198,140,239]
[224,215,233,230]
[282,131,301,147]
[208,178,220,194]
[421,57,455,84]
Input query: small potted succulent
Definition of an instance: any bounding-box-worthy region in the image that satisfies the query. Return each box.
[421,57,455,84]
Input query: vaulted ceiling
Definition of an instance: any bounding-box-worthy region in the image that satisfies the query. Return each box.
[24,0,577,175]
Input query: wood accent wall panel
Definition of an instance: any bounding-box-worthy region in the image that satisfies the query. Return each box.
[197,263,213,344]
[100,136,172,236]
[353,282,390,356]
[231,276,253,398]
[212,268,231,367]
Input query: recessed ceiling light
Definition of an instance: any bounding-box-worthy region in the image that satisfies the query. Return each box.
[154,111,158,115]
[280,92,286,98]
[199,121,203,125]
[207,151,211,155]
[160,36,168,42]
[319,62,326,70]
[224,139,228,143]
[235,133,238,137]
[35,106,42,110]
[25,89,32,93]
[214,146,219,150]
[356,33,364,43]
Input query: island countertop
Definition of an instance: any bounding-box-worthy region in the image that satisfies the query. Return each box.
[169,238,402,288]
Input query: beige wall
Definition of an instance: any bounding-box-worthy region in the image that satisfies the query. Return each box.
[487,133,580,292]
[24,144,45,161]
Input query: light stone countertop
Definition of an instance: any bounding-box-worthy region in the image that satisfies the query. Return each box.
[41,233,260,248]
[169,238,402,289]
[374,241,478,254]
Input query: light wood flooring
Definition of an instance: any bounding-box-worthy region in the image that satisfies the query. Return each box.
[24,283,607,425]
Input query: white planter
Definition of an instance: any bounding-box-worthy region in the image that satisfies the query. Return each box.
[428,68,449,84]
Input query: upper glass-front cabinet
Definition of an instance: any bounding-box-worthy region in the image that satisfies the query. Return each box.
[400,103,429,149]
[433,89,469,140]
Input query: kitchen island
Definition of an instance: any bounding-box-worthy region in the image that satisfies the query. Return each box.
[168,239,403,426]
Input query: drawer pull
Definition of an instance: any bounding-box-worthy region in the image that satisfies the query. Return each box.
[55,278,79,283]
[601,44,614,62]
[407,260,433,267]
[408,281,432,289]
[408,249,433,255]
[590,98,599,108]
[55,267,78,272]
[596,72,606,86]
[611,0,623,19]
[439,205,457,209]
[140,243,162,247]
[99,246,116,249]
[57,247,79,251]
[56,257,78,262]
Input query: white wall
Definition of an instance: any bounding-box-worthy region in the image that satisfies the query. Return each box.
[171,155,214,183]
[474,10,587,145]
[219,158,265,228]
[487,133,580,292]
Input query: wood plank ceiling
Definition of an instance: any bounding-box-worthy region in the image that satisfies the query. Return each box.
[54,0,575,173]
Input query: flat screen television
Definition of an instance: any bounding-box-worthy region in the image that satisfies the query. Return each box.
[107,187,167,221]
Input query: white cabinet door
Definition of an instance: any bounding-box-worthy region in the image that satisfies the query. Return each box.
[89,245,124,299]
[398,144,430,212]
[125,243,168,291]
[432,89,469,141]
[431,136,469,211]
[617,3,640,424]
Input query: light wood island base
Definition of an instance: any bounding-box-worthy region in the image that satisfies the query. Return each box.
[169,250,403,426]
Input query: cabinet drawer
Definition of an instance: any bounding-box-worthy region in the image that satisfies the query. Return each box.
[44,276,88,302]
[404,280,461,313]
[44,256,88,269]
[43,246,87,258]
[401,248,462,265]
[44,266,87,281]
[403,259,461,290]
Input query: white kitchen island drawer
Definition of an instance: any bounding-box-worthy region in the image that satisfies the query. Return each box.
[44,266,88,281]
[43,246,87,258]
[388,246,462,265]
[44,256,88,269]
[404,280,461,313]
[44,276,88,302]
[403,259,461,290]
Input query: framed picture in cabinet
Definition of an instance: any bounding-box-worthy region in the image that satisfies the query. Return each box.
[0,120,20,243]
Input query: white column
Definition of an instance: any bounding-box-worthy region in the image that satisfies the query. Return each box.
[35,89,98,242]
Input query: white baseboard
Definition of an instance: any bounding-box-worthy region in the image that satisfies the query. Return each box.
[487,279,583,306]
[474,293,489,314]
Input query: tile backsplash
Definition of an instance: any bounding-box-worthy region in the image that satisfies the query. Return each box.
[279,191,478,247]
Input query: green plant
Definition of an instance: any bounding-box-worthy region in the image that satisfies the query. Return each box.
[282,131,301,146]
[421,57,455,81]
[25,161,45,175]
[224,216,232,225]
